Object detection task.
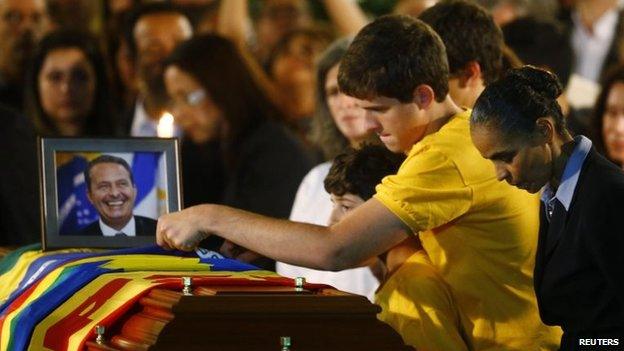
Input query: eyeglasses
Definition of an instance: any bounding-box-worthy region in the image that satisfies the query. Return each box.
[186,89,206,106]
[171,89,206,108]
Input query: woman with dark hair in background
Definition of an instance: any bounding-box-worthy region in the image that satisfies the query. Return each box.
[276,38,381,300]
[25,29,117,137]
[471,65,624,350]
[264,27,332,137]
[164,34,314,269]
[591,65,624,167]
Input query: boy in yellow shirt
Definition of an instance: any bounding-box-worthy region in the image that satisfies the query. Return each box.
[157,13,561,350]
[324,144,469,350]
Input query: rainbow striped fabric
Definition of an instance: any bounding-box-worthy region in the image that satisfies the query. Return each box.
[0,245,285,350]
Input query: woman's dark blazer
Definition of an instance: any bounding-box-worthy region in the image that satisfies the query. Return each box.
[535,147,624,349]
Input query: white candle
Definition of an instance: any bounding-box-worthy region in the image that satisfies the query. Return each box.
[157,112,175,138]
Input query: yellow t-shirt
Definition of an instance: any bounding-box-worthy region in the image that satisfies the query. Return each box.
[374,110,562,350]
[376,250,470,351]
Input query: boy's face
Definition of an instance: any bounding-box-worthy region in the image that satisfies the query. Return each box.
[358,95,431,154]
[328,193,365,225]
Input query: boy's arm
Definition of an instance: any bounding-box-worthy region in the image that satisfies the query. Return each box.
[157,198,412,271]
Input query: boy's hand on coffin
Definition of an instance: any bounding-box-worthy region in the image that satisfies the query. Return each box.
[156,205,210,251]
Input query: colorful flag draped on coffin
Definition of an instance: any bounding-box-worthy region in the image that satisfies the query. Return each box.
[0,246,101,303]
[0,245,291,351]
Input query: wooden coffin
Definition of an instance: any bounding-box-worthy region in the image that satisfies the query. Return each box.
[85,284,412,350]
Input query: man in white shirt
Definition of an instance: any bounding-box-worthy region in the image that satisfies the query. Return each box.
[78,155,156,236]
[570,0,622,82]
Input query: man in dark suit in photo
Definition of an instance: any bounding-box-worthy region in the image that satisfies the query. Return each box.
[79,155,156,236]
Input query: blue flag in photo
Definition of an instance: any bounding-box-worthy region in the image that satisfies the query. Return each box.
[57,155,98,235]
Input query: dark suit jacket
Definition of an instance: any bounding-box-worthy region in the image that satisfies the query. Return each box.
[535,148,624,349]
[78,215,157,236]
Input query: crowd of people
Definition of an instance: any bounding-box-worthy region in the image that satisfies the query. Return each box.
[1,0,623,349]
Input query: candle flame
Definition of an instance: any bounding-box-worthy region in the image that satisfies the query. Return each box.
[157,112,175,138]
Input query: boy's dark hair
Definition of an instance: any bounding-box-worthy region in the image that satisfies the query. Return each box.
[84,155,135,191]
[338,15,449,103]
[324,144,406,200]
[420,0,503,85]
[123,3,190,61]
[502,16,572,87]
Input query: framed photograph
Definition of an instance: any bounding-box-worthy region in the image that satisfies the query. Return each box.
[39,138,181,250]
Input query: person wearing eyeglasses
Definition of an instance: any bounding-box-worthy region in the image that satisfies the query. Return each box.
[164,34,315,270]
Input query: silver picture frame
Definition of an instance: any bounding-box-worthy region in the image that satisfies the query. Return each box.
[39,137,181,250]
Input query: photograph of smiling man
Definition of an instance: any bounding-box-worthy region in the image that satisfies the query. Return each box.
[78,155,157,236]
[56,152,163,237]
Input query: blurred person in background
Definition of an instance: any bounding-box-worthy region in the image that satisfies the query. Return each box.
[276,38,382,301]
[591,65,624,168]
[501,16,593,136]
[251,0,313,62]
[393,0,438,17]
[217,0,368,62]
[264,27,332,136]
[419,0,504,109]
[0,0,48,112]
[216,0,367,138]
[563,0,624,83]
[25,29,116,137]
[121,3,193,137]
[474,0,530,25]
[164,34,314,269]
[46,0,98,33]
[171,0,220,33]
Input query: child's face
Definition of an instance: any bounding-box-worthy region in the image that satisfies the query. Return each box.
[328,192,365,225]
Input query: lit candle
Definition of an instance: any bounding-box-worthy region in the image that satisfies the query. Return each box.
[157,112,175,138]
